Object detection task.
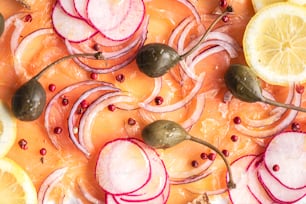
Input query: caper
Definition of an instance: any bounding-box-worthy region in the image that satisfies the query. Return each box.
[142,119,236,189]
[0,13,4,37]
[136,7,233,78]
[224,64,306,112]
[11,52,103,121]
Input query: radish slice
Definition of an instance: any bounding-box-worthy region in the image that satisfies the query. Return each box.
[89,0,145,41]
[74,0,89,19]
[246,156,274,203]
[257,162,306,203]
[264,131,306,189]
[87,0,131,31]
[119,138,168,202]
[58,0,80,18]
[228,155,259,204]
[52,2,97,42]
[96,138,151,195]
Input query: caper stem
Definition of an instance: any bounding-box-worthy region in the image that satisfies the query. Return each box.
[179,8,231,59]
[186,134,236,189]
[0,13,4,37]
[33,52,103,80]
[262,97,306,113]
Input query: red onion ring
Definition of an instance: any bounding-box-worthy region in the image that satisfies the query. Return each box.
[10,18,25,53]
[44,80,113,149]
[139,73,205,112]
[38,167,68,203]
[235,88,302,138]
[78,93,137,155]
[68,85,119,157]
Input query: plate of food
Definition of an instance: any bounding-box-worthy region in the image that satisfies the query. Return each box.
[0,0,305,203]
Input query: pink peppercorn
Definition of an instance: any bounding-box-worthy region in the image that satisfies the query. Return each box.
[62,98,69,106]
[219,0,227,8]
[154,96,164,105]
[108,104,116,111]
[230,135,239,142]
[127,118,136,126]
[208,153,216,161]
[18,139,28,150]
[90,72,98,80]
[191,160,199,168]
[222,149,229,157]
[200,152,207,160]
[40,148,47,156]
[272,164,280,172]
[222,15,229,23]
[115,74,125,83]
[54,127,63,134]
[80,100,89,109]
[233,116,241,124]
[48,84,56,92]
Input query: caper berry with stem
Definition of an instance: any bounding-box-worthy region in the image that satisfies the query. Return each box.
[141,119,236,189]
[11,52,103,121]
[0,13,4,37]
[136,7,233,78]
[224,64,306,112]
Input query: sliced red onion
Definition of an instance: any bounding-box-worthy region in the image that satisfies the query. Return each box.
[68,85,119,157]
[244,84,295,127]
[235,88,302,138]
[182,92,205,130]
[78,93,136,154]
[139,73,205,112]
[168,17,193,49]
[0,13,27,40]
[176,0,201,23]
[44,80,112,149]
[186,188,228,196]
[38,167,68,204]
[52,2,97,42]
[141,77,163,105]
[170,169,212,185]
[10,18,25,53]
[223,91,233,103]
[14,28,54,81]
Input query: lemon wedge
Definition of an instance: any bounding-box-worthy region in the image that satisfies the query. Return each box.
[251,0,286,11]
[0,100,17,158]
[289,0,306,6]
[0,157,37,204]
[243,2,306,85]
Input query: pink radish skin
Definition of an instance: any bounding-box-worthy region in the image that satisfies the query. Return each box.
[246,156,274,204]
[87,0,131,32]
[228,155,260,204]
[58,0,80,18]
[73,0,89,19]
[257,162,306,203]
[117,138,168,202]
[52,2,97,42]
[96,138,151,195]
[264,132,306,190]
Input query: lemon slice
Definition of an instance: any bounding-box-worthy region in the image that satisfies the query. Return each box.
[289,0,306,6]
[0,157,37,204]
[251,0,286,12]
[243,3,306,85]
[0,100,17,158]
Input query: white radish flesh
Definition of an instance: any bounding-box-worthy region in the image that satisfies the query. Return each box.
[228,155,260,204]
[73,0,89,19]
[58,0,80,18]
[264,131,306,189]
[87,0,131,32]
[96,139,151,195]
[257,162,306,203]
[246,156,274,203]
[52,2,97,42]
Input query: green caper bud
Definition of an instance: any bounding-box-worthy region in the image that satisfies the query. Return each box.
[224,64,264,103]
[0,13,4,37]
[11,79,46,121]
[141,119,186,148]
[136,43,181,78]
[224,64,306,113]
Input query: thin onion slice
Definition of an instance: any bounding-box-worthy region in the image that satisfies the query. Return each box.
[14,28,54,81]
[139,73,205,112]
[44,80,113,149]
[67,85,119,157]
[38,167,68,204]
[78,93,137,155]
[235,88,302,138]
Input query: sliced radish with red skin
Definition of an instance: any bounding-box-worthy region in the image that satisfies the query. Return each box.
[105,194,118,204]
[246,155,274,204]
[96,138,151,195]
[74,0,89,19]
[87,0,131,32]
[58,0,80,18]
[264,131,306,189]
[228,155,260,204]
[117,138,168,202]
[52,2,97,42]
[92,0,145,41]
[257,162,306,203]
